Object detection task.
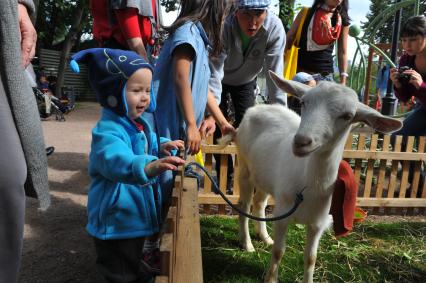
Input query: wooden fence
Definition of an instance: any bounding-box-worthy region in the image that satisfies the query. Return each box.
[198,133,426,215]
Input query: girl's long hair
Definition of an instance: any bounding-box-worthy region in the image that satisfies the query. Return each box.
[164,0,232,57]
[312,0,351,26]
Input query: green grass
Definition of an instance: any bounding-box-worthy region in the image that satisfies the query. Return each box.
[200,216,426,283]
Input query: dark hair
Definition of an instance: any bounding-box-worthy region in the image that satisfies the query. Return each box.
[401,15,426,38]
[312,0,351,26]
[165,0,232,57]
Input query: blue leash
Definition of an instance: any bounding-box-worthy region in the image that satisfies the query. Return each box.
[185,162,305,222]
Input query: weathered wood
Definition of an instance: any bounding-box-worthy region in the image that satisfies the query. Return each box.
[173,175,203,283]
[363,134,378,198]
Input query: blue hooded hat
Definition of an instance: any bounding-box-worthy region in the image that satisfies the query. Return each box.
[69,48,155,116]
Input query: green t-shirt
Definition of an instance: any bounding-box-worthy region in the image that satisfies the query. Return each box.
[240,31,251,55]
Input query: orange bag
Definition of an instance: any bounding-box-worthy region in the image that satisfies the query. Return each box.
[284,7,309,80]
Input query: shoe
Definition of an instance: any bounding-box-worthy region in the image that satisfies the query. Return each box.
[46,146,55,156]
[141,248,160,276]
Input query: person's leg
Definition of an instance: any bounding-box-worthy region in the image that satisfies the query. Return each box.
[0,79,27,282]
[230,80,257,128]
[94,237,150,283]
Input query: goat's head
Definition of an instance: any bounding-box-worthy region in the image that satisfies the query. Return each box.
[269,71,402,157]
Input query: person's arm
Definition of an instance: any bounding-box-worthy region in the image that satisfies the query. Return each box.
[264,14,287,105]
[209,50,227,104]
[172,44,201,155]
[205,90,235,136]
[285,9,305,51]
[17,2,37,67]
[337,25,349,85]
[115,8,148,60]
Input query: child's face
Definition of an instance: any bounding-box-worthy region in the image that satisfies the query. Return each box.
[126,68,152,120]
[401,35,426,56]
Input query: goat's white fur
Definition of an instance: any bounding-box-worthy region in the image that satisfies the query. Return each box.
[218,71,402,283]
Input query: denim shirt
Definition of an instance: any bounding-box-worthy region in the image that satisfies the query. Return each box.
[153,21,211,140]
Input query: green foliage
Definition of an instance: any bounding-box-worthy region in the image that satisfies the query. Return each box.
[362,0,426,43]
[201,216,426,282]
[160,0,179,12]
[35,0,91,50]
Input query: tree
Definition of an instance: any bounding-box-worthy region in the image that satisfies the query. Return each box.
[362,0,426,44]
[279,0,296,32]
[55,0,89,97]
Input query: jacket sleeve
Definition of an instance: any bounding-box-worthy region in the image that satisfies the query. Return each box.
[263,15,287,106]
[209,51,227,104]
[91,128,158,185]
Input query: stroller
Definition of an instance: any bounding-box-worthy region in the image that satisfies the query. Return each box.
[32,87,69,121]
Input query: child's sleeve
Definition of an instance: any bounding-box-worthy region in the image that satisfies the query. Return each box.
[91,128,158,185]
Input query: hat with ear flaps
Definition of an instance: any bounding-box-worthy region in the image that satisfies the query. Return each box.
[69,48,155,116]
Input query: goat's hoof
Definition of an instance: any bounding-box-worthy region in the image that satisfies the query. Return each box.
[261,235,274,246]
[242,242,255,252]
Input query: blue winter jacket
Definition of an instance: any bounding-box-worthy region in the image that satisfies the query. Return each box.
[87,108,164,240]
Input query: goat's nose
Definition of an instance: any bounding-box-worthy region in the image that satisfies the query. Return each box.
[293,134,312,148]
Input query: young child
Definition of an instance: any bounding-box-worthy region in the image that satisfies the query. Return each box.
[152,0,235,204]
[288,72,317,115]
[69,48,185,282]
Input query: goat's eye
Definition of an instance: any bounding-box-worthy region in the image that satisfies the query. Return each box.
[339,112,353,121]
[300,100,305,108]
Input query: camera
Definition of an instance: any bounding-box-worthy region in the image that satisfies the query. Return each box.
[397,66,412,86]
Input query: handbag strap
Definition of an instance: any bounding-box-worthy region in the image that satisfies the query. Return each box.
[294,7,309,47]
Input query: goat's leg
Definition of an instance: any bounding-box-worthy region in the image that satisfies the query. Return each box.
[302,224,326,283]
[253,190,273,245]
[238,161,255,252]
[264,209,290,283]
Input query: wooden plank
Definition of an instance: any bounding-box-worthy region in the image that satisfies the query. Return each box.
[159,233,173,278]
[357,197,426,207]
[342,150,426,161]
[174,177,203,283]
[363,134,378,198]
[198,193,426,208]
[410,137,425,198]
[233,157,240,196]
[376,135,390,198]
[219,155,228,214]
[399,136,414,198]
[155,276,169,283]
[201,144,238,154]
[353,134,366,184]
[387,136,402,199]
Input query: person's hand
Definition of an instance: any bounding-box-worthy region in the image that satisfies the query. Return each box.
[389,68,402,88]
[199,115,216,139]
[220,120,236,137]
[144,156,185,178]
[404,69,424,89]
[186,124,201,155]
[160,140,185,156]
[18,4,37,67]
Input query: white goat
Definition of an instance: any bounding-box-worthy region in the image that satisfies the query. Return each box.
[219,71,402,283]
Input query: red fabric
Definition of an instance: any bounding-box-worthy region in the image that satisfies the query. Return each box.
[91,0,157,48]
[90,0,113,45]
[329,160,358,237]
[312,8,342,46]
[114,8,153,46]
[133,120,144,132]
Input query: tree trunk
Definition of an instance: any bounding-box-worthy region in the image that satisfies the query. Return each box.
[55,1,86,97]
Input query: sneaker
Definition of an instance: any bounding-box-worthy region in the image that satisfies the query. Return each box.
[141,248,161,276]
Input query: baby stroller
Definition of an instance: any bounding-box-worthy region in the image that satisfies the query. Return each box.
[32,87,68,121]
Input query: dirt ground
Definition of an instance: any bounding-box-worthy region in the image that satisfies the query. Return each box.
[19,102,103,283]
[18,102,425,283]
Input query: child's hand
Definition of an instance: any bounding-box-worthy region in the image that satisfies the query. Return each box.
[186,124,201,155]
[161,140,185,156]
[199,116,216,139]
[144,156,186,178]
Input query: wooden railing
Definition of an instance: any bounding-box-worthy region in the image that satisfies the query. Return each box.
[156,168,203,283]
[198,134,426,214]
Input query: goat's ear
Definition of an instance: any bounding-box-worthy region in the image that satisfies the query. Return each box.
[353,102,402,133]
[268,70,311,98]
